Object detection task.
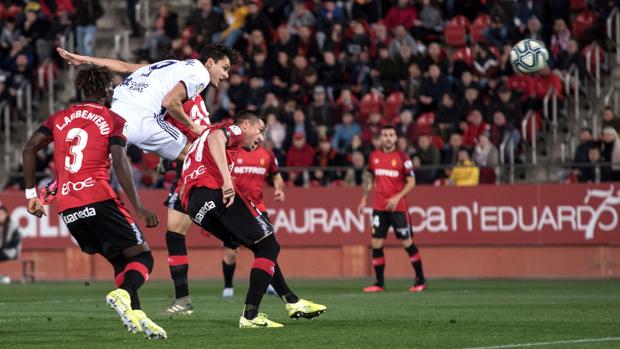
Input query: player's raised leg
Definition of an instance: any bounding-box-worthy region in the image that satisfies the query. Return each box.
[269,263,327,319]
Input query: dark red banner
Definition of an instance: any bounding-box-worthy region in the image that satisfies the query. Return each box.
[2,183,620,249]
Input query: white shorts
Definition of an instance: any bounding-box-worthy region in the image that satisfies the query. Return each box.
[111,105,188,160]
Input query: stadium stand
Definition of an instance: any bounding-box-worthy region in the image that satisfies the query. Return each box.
[1,0,620,190]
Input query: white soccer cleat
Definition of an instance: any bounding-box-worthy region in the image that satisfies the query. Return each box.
[165,296,194,315]
[222,287,234,299]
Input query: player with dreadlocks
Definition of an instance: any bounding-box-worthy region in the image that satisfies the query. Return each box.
[22,66,167,339]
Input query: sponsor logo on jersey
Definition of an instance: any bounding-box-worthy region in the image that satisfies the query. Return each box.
[375,169,399,177]
[61,177,96,195]
[195,83,206,95]
[230,125,242,136]
[56,110,110,135]
[193,200,216,224]
[186,165,206,180]
[61,206,97,224]
[233,166,267,175]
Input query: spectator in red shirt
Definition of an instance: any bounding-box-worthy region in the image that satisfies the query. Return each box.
[286,132,316,186]
[462,110,489,146]
[384,0,417,31]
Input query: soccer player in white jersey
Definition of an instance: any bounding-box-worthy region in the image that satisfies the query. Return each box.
[56,44,238,162]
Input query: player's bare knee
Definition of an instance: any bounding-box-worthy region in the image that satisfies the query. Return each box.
[371,238,385,249]
[167,209,191,235]
[401,238,413,248]
[224,248,238,264]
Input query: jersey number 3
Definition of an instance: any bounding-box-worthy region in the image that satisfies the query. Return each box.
[65,128,89,173]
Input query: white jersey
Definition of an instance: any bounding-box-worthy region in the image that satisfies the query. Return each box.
[109,59,210,160]
[111,59,210,121]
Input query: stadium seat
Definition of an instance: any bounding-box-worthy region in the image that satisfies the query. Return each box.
[582,43,606,75]
[416,112,435,135]
[479,167,496,184]
[444,16,469,48]
[451,47,473,66]
[572,11,597,43]
[470,14,490,44]
[570,0,588,11]
[359,91,384,121]
[384,91,403,122]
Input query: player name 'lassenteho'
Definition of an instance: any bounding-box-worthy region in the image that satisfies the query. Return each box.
[55,108,111,135]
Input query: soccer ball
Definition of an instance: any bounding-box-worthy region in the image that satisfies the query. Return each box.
[510,39,549,74]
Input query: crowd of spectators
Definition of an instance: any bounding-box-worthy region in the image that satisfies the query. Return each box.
[0,0,104,131]
[4,0,620,191]
[129,0,618,187]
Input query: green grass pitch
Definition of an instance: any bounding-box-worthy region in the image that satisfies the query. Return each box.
[0,279,619,348]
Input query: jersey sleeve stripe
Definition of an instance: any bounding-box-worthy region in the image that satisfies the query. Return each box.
[109,136,127,147]
[36,125,52,136]
[178,80,189,102]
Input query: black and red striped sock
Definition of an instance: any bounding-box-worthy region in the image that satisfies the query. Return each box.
[405,244,425,284]
[115,252,153,310]
[166,231,189,299]
[372,248,385,287]
[243,257,275,320]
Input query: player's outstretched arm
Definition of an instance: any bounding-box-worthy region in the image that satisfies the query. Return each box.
[22,131,52,217]
[56,47,147,74]
[358,171,374,215]
[273,173,285,202]
[208,129,235,207]
[110,144,159,227]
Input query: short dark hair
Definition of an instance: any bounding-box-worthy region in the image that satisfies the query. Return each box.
[381,124,396,132]
[234,109,262,125]
[199,43,239,65]
[75,65,113,99]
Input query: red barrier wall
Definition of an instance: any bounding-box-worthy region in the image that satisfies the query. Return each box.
[1,183,620,280]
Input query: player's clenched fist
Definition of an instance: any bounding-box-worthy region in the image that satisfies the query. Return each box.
[27,198,46,217]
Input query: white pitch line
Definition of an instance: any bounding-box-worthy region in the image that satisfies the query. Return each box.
[462,337,620,349]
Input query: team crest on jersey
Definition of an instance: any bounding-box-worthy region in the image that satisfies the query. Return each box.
[195,83,206,95]
[259,158,265,166]
[230,125,242,135]
[237,158,243,164]
[374,158,379,164]
[391,159,397,168]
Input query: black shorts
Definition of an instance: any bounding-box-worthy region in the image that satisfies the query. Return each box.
[187,187,273,247]
[60,199,145,259]
[163,165,186,214]
[371,210,412,240]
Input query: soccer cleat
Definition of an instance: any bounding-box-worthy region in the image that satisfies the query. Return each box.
[131,310,167,339]
[239,313,284,328]
[265,284,278,296]
[285,299,327,319]
[363,285,385,293]
[106,288,140,333]
[157,158,175,175]
[409,284,427,292]
[165,296,194,315]
[38,178,58,205]
[222,287,234,299]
